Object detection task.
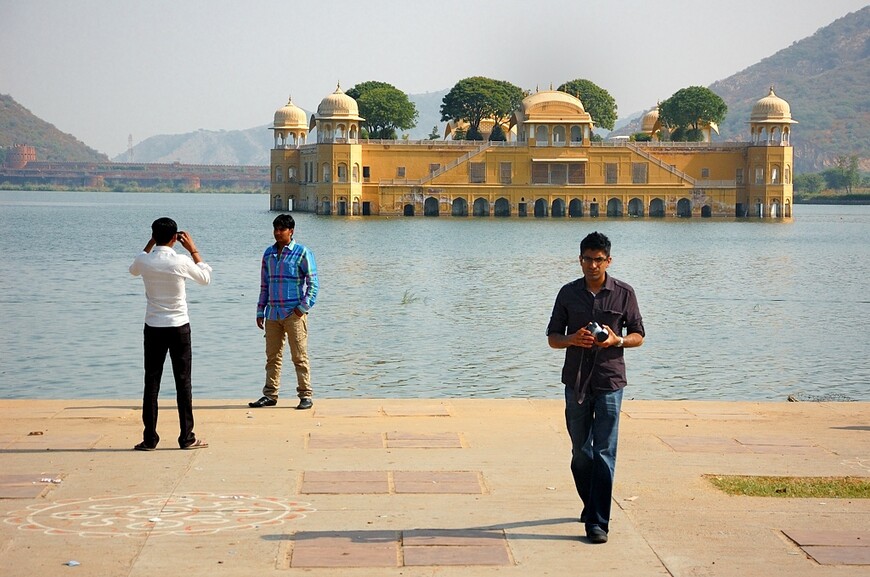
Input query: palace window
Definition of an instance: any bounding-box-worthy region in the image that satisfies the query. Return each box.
[397,166,406,178]
[632,163,648,184]
[337,163,348,183]
[500,162,512,184]
[568,163,585,184]
[605,163,618,184]
[363,166,370,182]
[755,167,764,184]
[736,168,744,185]
[700,168,710,179]
[429,163,440,174]
[470,162,486,183]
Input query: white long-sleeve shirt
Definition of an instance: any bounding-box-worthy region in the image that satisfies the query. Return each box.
[129,246,212,327]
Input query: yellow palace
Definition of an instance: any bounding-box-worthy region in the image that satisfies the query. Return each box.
[268,86,796,219]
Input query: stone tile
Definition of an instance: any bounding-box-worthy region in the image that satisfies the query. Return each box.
[291,531,400,568]
[382,403,451,417]
[393,471,483,494]
[657,436,751,453]
[312,405,383,417]
[736,436,815,447]
[403,544,512,566]
[385,432,462,448]
[623,410,697,420]
[802,546,870,565]
[403,528,506,546]
[301,471,389,494]
[783,529,870,547]
[306,433,384,449]
[0,473,62,499]
[55,406,136,419]
[7,433,103,450]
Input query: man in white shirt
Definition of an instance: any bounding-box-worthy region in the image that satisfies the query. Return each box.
[129,217,212,450]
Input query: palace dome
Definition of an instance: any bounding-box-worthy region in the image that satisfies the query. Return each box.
[316,85,361,118]
[513,90,592,126]
[751,88,796,123]
[273,97,307,128]
[641,107,659,132]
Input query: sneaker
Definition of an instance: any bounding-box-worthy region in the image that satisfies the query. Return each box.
[249,396,277,408]
[296,397,313,410]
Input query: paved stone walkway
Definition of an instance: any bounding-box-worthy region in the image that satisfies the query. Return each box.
[0,398,868,575]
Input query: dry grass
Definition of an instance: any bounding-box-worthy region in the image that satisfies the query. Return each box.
[704,475,870,498]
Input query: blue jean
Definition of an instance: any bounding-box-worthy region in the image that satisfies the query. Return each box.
[564,386,623,533]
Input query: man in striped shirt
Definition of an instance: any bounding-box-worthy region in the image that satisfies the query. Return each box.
[249,214,319,410]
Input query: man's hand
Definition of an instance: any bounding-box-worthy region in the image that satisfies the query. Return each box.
[256,317,265,330]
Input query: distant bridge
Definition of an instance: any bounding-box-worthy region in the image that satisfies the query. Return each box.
[0,160,269,191]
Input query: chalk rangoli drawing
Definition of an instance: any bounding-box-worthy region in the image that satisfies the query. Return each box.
[5,492,315,537]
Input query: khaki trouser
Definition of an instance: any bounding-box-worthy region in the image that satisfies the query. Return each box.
[263,314,311,400]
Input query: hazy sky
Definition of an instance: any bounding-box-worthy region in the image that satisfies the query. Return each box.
[2,0,866,156]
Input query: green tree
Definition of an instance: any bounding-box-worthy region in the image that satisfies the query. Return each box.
[440,77,523,135]
[557,79,618,131]
[659,86,727,141]
[823,155,861,193]
[488,124,506,141]
[794,173,825,194]
[427,125,440,140]
[346,81,418,140]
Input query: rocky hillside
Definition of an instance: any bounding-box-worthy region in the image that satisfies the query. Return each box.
[613,6,869,173]
[0,94,108,163]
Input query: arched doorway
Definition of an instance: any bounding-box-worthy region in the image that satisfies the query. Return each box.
[701,205,712,218]
[452,198,468,216]
[272,195,283,211]
[784,199,792,218]
[403,204,415,216]
[320,199,331,215]
[589,202,600,218]
[649,198,665,217]
[569,199,583,217]
[628,198,643,217]
[473,198,489,217]
[607,198,623,217]
[551,199,566,217]
[424,197,439,216]
[534,198,548,217]
[677,198,692,217]
[494,197,510,217]
[770,200,780,218]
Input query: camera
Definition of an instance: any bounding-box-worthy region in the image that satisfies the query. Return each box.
[586,321,609,343]
[176,231,185,239]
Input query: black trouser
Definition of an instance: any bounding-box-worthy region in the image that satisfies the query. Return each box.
[142,323,196,448]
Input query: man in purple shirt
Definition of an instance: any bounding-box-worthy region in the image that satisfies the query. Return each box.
[129,217,211,451]
[547,231,645,544]
[249,214,318,410]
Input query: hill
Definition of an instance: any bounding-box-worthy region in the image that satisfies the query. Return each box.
[116,91,449,165]
[711,6,869,172]
[612,7,869,173]
[113,125,274,165]
[0,94,108,163]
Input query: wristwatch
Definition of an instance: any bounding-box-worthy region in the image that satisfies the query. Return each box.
[615,336,624,348]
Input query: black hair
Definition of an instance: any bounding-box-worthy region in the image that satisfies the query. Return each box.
[151,217,178,245]
[273,214,295,230]
[580,231,611,256]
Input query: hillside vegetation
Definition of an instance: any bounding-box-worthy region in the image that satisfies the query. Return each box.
[711,6,869,172]
[0,94,107,162]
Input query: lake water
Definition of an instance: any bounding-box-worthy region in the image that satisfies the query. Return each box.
[1,190,867,401]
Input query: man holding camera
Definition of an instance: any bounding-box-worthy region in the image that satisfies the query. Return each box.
[129,217,211,451]
[546,231,645,544]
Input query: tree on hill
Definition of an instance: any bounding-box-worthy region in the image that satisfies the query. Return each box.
[557,79,618,131]
[440,77,523,138]
[346,81,418,140]
[658,86,727,142]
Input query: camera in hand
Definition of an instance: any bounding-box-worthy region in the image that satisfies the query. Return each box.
[176,231,185,239]
[586,321,609,342]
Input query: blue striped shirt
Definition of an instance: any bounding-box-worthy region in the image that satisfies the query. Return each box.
[257,240,318,320]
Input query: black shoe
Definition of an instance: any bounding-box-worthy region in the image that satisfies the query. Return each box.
[249,396,277,408]
[586,525,608,544]
[296,397,313,410]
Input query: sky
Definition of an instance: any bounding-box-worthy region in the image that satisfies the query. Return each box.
[1,0,867,157]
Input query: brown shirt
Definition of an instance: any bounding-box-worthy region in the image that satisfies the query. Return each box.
[547,274,645,392]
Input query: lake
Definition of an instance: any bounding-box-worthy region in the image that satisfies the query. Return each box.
[0,190,867,401]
